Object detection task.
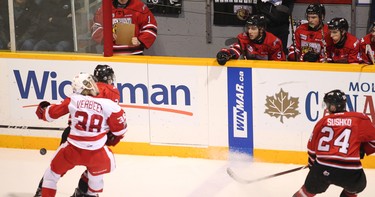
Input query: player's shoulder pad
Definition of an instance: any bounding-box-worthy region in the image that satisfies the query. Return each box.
[102,83,119,93]
[298,23,309,31]
[360,34,371,44]
[343,111,370,120]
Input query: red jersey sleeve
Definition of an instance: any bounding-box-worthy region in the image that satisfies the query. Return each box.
[91,7,104,44]
[136,7,157,49]
[357,115,375,141]
[229,33,249,59]
[348,39,361,64]
[362,141,375,156]
[307,119,324,166]
[44,97,71,122]
[360,41,370,64]
[357,114,375,156]
[267,36,285,61]
[359,34,374,65]
[96,83,120,103]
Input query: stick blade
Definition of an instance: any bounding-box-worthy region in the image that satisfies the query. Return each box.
[6,193,35,197]
[226,167,253,184]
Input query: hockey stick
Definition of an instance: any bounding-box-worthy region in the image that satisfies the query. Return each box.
[227,165,308,184]
[289,15,297,61]
[321,26,328,63]
[0,124,64,131]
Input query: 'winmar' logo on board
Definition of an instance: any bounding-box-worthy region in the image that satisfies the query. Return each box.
[265,88,300,123]
[232,70,247,138]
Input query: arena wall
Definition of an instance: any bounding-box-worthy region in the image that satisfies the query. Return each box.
[0,52,374,168]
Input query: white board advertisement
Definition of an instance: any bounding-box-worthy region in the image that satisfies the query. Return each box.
[252,68,375,151]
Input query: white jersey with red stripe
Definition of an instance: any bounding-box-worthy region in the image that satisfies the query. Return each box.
[43,93,127,150]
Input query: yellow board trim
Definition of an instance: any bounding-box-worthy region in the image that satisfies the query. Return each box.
[2,52,375,72]
[0,52,214,66]
[1,135,374,168]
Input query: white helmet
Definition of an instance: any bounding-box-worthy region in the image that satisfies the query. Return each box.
[72,73,99,96]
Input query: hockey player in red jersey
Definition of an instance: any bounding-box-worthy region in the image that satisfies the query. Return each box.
[91,0,157,55]
[93,64,120,104]
[35,73,127,197]
[327,17,361,64]
[287,4,332,62]
[293,89,375,197]
[34,65,121,197]
[359,22,375,65]
[216,15,285,66]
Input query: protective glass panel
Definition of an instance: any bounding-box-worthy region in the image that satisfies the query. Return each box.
[0,0,11,51]
[0,0,102,53]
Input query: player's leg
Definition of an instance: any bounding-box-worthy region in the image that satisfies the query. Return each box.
[42,166,62,197]
[72,131,122,195]
[86,172,104,196]
[293,185,315,197]
[78,171,89,192]
[340,190,358,197]
[71,171,89,196]
[83,146,116,196]
[293,163,330,196]
[43,143,76,196]
[60,126,71,145]
[33,178,43,197]
[34,126,71,196]
[334,168,366,197]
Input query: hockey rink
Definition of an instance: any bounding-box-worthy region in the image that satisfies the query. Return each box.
[1,147,375,197]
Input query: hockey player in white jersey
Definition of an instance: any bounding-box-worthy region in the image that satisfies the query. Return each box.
[35,73,127,197]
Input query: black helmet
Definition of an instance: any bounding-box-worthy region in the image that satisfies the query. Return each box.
[306,4,325,21]
[323,89,347,113]
[93,64,115,84]
[246,15,267,29]
[328,17,349,32]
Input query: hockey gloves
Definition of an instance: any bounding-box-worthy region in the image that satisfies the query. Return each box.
[287,45,299,61]
[106,132,124,146]
[216,49,233,66]
[36,101,50,120]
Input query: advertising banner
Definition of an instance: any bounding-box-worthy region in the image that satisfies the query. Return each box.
[252,68,375,151]
[148,64,209,146]
[227,67,253,156]
[0,57,216,147]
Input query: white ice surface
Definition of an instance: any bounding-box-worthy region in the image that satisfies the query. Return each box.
[0,148,374,197]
